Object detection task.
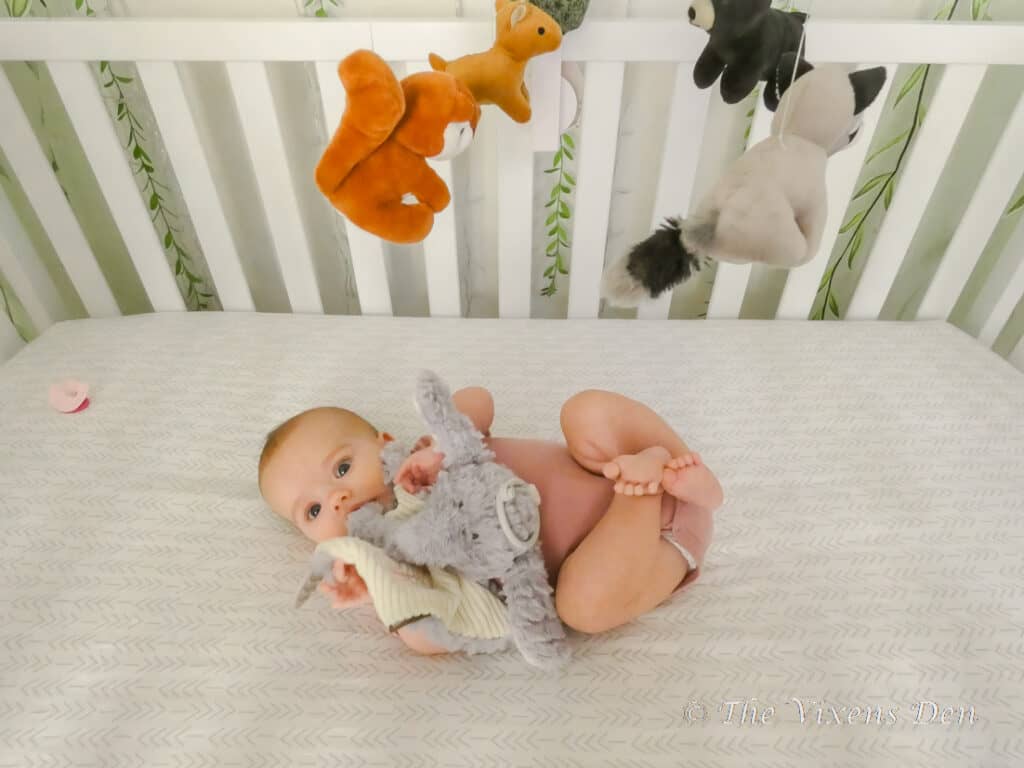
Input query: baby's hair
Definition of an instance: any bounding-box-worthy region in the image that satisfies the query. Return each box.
[258,407,378,487]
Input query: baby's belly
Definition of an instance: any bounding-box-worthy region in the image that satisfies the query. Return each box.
[485,437,614,585]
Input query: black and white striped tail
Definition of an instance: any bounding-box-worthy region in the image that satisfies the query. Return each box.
[600,217,703,308]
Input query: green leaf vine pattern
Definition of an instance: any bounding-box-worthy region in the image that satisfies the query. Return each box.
[815,0,993,320]
[1007,193,1024,217]
[304,0,338,18]
[5,0,96,16]
[541,131,576,297]
[0,280,29,342]
[97,60,214,309]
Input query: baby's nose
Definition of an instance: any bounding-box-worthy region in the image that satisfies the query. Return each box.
[331,489,350,511]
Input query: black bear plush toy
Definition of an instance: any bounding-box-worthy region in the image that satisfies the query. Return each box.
[688,0,807,109]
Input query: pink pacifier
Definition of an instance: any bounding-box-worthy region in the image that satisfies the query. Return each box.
[48,379,90,414]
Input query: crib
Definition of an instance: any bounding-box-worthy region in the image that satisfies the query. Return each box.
[1,8,1024,768]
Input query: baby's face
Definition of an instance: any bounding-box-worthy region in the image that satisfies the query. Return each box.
[260,411,392,543]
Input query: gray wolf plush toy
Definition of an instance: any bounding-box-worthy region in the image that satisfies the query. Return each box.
[342,370,570,669]
[688,0,807,108]
[601,56,887,306]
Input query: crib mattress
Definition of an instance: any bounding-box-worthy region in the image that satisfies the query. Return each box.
[1,313,1023,768]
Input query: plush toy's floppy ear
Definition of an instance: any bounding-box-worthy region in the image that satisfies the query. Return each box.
[764,52,814,111]
[850,66,888,115]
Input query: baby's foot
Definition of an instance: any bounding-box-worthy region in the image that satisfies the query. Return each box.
[662,453,724,510]
[602,446,671,496]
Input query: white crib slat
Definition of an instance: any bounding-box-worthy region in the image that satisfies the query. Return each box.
[847,64,986,320]
[528,50,563,153]
[497,114,533,318]
[706,267,753,320]
[706,99,774,319]
[135,61,254,313]
[0,229,53,332]
[0,68,118,317]
[1011,335,1024,370]
[917,90,1024,321]
[49,61,185,313]
[0,187,65,329]
[0,304,24,362]
[315,60,391,316]
[978,217,1024,347]
[226,61,322,314]
[637,63,711,321]
[567,62,624,319]
[405,61,461,318]
[777,65,895,320]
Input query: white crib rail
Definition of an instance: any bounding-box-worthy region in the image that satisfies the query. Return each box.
[0,17,1023,362]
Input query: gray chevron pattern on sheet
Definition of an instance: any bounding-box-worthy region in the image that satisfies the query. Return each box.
[1,314,1023,767]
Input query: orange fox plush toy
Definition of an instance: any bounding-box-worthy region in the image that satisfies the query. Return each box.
[429,0,563,123]
[315,50,481,245]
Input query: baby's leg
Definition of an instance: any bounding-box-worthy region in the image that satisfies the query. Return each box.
[553,391,723,634]
[559,390,723,510]
[555,486,686,634]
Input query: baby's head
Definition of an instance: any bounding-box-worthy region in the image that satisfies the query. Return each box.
[258,407,394,543]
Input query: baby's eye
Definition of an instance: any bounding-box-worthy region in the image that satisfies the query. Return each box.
[307,503,321,521]
[336,461,351,478]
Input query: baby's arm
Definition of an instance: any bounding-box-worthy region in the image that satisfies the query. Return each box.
[396,623,451,655]
[411,386,494,452]
[318,562,449,655]
[452,386,494,437]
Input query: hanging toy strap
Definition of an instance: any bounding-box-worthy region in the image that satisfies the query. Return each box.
[777,0,813,148]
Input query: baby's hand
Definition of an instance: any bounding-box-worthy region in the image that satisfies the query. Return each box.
[412,434,434,453]
[395,447,445,494]
[318,560,371,609]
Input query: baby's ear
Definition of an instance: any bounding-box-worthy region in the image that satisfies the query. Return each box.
[378,431,395,444]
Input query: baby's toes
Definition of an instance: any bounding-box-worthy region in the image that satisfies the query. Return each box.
[603,461,622,481]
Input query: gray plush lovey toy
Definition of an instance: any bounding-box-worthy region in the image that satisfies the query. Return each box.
[342,370,570,669]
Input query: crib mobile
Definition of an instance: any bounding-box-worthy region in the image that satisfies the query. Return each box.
[313,0,883,298]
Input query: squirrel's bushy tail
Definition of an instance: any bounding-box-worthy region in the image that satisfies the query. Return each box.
[600,214,715,308]
[314,50,405,199]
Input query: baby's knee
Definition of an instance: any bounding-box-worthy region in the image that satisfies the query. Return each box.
[560,390,623,465]
[555,587,606,635]
[560,389,620,440]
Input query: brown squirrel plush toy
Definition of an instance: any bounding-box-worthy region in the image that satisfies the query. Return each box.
[315,50,481,244]
[429,0,563,123]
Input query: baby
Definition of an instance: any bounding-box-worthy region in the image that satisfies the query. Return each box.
[258,386,723,655]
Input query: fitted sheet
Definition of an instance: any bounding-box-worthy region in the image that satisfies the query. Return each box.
[1,313,1023,767]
